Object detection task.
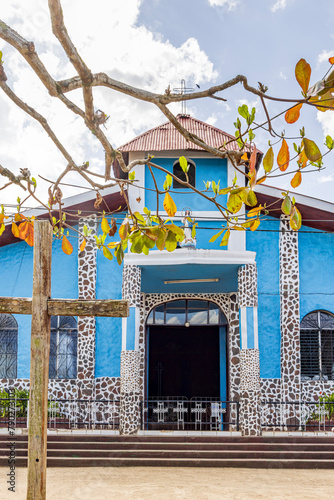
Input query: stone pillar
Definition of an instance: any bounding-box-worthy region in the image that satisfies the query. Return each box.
[238,264,261,436]
[279,217,300,407]
[77,217,97,400]
[120,265,141,434]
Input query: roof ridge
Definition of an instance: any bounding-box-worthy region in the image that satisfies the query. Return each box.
[119,114,238,151]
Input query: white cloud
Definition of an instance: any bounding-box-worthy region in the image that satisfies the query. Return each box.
[0,0,217,203]
[271,0,287,13]
[279,71,287,80]
[318,49,334,65]
[208,0,239,11]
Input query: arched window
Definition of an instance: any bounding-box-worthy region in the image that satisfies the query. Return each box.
[300,310,334,381]
[173,159,196,188]
[49,316,77,379]
[147,300,227,326]
[0,314,18,378]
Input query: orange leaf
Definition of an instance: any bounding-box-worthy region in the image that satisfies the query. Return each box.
[249,146,257,173]
[18,221,29,240]
[295,58,311,94]
[24,223,34,247]
[256,176,266,185]
[277,139,290,171]
[329,56,334,65]
[14,213,23,222]
[298,149,308,169]
[163,192,177,217]
[285,103,303,124]
[80,239,86,252]
[241,152,249,161]
[62,235,73,255]
[291,170,302,188]
[11,222,20,238]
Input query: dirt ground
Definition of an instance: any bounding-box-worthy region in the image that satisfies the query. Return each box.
[1,467,334,500]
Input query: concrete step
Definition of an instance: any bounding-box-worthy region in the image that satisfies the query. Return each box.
[1,456,334,468]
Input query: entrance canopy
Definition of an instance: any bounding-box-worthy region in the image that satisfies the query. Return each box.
[125,248,256,294]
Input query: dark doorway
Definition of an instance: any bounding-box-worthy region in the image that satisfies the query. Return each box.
[148,325,220,399]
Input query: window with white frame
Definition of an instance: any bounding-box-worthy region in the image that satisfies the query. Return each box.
[300,310,334,381]
[49,316,77,379]
[173,159,196,188]
[0,314,18,378]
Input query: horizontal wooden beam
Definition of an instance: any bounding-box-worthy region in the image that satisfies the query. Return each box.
[0,297,32,314]
[48,299,129,317]
[0,297,129,318]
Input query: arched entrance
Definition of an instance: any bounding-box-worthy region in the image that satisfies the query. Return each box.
[146,299,228,401]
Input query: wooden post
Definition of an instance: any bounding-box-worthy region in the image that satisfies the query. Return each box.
[27,221,52,500]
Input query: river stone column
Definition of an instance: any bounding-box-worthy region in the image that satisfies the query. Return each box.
[238,264,261,436]
[279,216,300,426]
[77,217,97,401]
[120,265,141,434]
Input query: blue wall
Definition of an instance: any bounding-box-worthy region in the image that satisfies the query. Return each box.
[0,236,78,378]
[145,157,228,213]
[299,226,334,319]
[246,218,281,378]
[95,221,124,377]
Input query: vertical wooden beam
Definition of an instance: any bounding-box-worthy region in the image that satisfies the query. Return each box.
[27,221,52,500]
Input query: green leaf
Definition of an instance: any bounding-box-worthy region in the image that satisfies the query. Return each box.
[129,171,136,181]
[263,147,274,173]
[165,230,177,252]
[31,177,37,187]
[179,156,189,173]
[326,135,334,150]
[246,190,257,207]
[238,104,249,120]
[130,236,143,254]
[115,244,124,264]
[281,195,292,216]
[303,138,321,162]
[103,246,113,260]
[218,187,232,195]
[248,129,255,142]
[163,174,173,191]
[143,207,151,216]
[156,228,168,251]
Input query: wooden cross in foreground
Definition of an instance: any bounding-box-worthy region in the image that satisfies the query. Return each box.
[0,221,129,500]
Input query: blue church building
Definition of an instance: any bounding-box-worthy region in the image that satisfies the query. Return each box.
[1,115,334,435]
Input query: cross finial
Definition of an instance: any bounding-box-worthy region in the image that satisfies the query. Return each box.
[173,79,194,115]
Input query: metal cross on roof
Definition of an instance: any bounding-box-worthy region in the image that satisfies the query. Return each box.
[173,79,194,115]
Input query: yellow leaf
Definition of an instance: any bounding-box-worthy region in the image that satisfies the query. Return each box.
[0,224,5,236]
[303,137,321,162]
[14,213,23,222]
[297,149,308,169]
[62,235,73,255]
[103,246,113,260]
[250,219,260,232]
[241,152,249,161]
[285,103,303,124]
[290,206,302,230]
[291,171,302,188]
[295,58,311,94]
[12,222,20,238]
[80,239,86,252]
[277,139,290,171]
[263,147,274,173]
[101,217,110,234]
[119,221,129,240]
[163,192,177,217]
[247,205,263,217]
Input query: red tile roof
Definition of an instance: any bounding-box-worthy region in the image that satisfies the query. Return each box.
[119,114,245,153]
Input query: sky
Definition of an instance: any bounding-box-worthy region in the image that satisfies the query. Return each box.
[1,0,334,208]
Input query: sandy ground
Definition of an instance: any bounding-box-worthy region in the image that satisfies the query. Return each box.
[1,467,334,500]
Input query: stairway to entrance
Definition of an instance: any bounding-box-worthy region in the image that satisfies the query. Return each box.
[1,434,334,468]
